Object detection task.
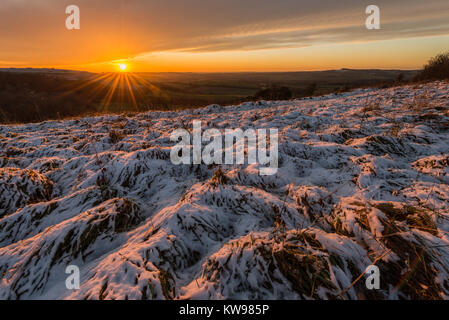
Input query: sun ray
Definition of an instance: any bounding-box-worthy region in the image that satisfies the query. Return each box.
[124,74,138,111]
[129,73,165,97]
[82,73,117,106]
[53,69,165,116]
[57,72,113,98]
[126,73,148,101]
[118,73,125,107]
[100,73,121,111]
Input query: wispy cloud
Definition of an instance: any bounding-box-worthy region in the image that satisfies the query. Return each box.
[1,0,448,67]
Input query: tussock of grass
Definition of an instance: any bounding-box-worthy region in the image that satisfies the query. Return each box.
[108,129,125,144]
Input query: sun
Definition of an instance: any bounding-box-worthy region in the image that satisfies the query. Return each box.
[118,63,127,71]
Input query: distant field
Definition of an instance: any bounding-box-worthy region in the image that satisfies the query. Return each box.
[0,68,418,123]
[135,69,418,100]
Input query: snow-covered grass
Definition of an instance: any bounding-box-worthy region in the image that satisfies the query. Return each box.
[0,81,448,300]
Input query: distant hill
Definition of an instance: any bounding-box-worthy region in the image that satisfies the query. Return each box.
[0,68,91,74]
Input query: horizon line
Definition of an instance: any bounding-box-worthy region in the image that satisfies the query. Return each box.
[0,67,421,74]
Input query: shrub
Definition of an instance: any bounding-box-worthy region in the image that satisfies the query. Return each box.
[416,52,449,81]
[109,130,125,144]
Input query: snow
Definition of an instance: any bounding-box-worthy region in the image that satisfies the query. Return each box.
[0,81,448,299]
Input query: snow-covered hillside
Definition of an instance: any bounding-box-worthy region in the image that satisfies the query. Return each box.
[0,82,448,300]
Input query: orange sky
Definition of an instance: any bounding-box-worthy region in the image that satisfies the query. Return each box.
[1,0,449,72]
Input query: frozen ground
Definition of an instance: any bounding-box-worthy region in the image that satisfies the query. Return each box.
[0,81,448,299]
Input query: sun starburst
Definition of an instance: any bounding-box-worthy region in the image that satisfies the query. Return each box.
[56,68,162,114]
[118,63,127,71]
